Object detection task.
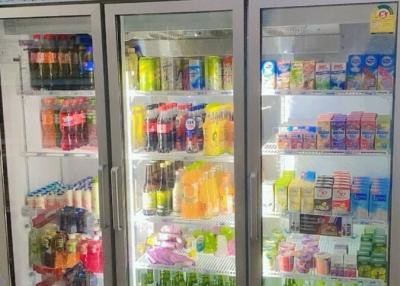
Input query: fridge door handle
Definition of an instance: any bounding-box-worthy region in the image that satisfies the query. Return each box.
[249,172,260,241]
[111,166,123,231]
[98,164,109,229]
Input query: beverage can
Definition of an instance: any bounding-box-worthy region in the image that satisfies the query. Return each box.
[172,57,184,90]
[205,56,222,90]
[188,58,204,90]
[222,55,233,90]
[138,57,157,91]
[160,57,173,90]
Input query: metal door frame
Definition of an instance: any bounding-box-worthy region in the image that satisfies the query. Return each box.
[105,1,246,285]
[0,4,114,286]
[248,0,400,285]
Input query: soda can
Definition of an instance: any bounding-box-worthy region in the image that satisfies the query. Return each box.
[160,57,174,90]
[188,58,204,90]
[172,57,184,90]
[223,55,233,90]
[182,58,190,90]
[205,55,222,90]
[138,57,157,91]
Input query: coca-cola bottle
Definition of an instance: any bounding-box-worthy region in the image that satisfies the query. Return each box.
[57,34,72,90]
[87,98,97,147]
[145,104,158,152]
[70,35,80,90]
[60,99,74,151]
[72,98,82,148]
[42,34,59,90]
[157,105,172,153]
[80,97,89,146]
[175,104,188,151]
[29,34,42,90]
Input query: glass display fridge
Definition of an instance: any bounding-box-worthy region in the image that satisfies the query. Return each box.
[248,1,400,286]
[104,0,246,285]
[0,4,113,286]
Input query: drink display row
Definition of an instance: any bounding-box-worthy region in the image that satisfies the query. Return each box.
[137,269,236,286]
[28,33,94,91]
[41,97,97,151]
[264,227,387,281]
[142,224,235,267]
[142,160,234,219]
[126,47,233,91]
[132,102,234,155]
[276,112,390,152]
[268,170,389,221]
[262,54,394,92]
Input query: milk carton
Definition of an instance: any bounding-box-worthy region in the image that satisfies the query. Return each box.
[331,114,346,150]
[369,179,389,221]
[346,112,362,150]
[362,54,379,90]
[330,63,346,90]
[261,60,276,93]
[360,113,377,150]
[346,55,364,90]
[303,126,317,149]
[290,60,303,89]
[378,55,395,91]
[317,114,332,150]
[351,185,370,219]
[315,63,330,90]
[375,115,391,150]
[276,60,291,89]
[303,60,315,90]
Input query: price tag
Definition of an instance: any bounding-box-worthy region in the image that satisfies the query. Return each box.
[370,4,396,34]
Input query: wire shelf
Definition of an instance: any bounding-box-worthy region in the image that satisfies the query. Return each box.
[131,151,234,163]
[262,89,392,97]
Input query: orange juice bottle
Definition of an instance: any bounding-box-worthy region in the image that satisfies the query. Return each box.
[207,168,219,216]
[216,106,226,155]
[220,172,235,214]
[225,104,234,154]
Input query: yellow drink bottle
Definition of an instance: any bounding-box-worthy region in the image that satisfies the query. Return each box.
[131,105,145,150]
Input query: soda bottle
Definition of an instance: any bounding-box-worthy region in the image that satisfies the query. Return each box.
[70,35,80,90]
[159,270,171,286]
[80,97,89,146]
[171,102,178,151]
[157,105,172,153]
[175,104,188,151]
[143,163,157,216]
[60,99,74,151]
[65,234,79,268]
[72,98,82,148]
[185,108,199,153]
[156,163,172,216]
[144,104,158,152]
[87,97,97,147]
[53,98,63,148]
[186,272,198,286]
[41,98,56,148]
[29,33,42,90]
[131,105,145,150]
[42,34,59,90]
[195,105,205,151]
[57,34,72,89]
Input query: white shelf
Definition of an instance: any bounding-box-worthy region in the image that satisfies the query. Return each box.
[131,151,234,162]
[21,89,95,97]
[25,148,98,159]
[129,89,233,98]
[136,253,236,276]
[133,211,234,227]
[262,89,392,97]
[262,143,390,157]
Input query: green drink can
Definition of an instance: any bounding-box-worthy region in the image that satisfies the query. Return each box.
[139,57,157,91]
[205,56,222,90]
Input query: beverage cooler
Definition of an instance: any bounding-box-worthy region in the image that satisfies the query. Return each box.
[104,0,246,285]
[0,4,113,286]
[248,1,400,286]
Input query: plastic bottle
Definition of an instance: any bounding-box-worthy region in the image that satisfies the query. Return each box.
[175,104,188,151]
[185,108,199,153]
[217,106,226,154]
[126,47,139,90]
[79,97,88,146]
[225,104,234,154]
[91,177,100,219]
[86,236,103,273]
[172,169,183,213]
[57,34,71,89]
[220,173,235,214]
[87,97,97,147]
[131,105,145,150]
[195,104,205,151]
[158,105,173,153]
[28,229,41,266]
[203,107,219,156]
[144,104,158,152]
[41,98,56,148]
[59,99,74,150]
[29,33,42,90]
[208,168,220,216]
[53,98,63,148]
[42,34,59,90]
[157,163,172,216]
[72,98,82,148]
[143,163,157,216]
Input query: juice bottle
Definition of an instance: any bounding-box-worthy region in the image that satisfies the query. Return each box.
[203,106,221,156]
[156,163,172,216]
[208,168,220,216]
[225,104,234,154]
[220,173,235,214]
[217,105,227,154]
[54,231,67,268]
[126,47,139,90]
[172,169,183,213]
[131,105,145,150]
[91,176,100,219]
[41,98,56,148]
[60,99,74,151]
[199,170,211,218]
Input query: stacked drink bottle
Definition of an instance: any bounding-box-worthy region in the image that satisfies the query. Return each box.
[41,97,97,151]
[29,33,94,90]
[132,102,234,155]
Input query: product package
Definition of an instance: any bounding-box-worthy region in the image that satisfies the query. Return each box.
[378,55,395,91]
[276,60,291,89]
[303,60,315,90]
[375,115,391,150]
[261,60,276,93]
[315,63,330,90]
[290,60,304,89]
[330,63,346,90]
[346,55,364,90]
[362,54,379,90]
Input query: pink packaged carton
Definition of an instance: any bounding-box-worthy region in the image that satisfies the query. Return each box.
[303,127,317,149]
[289,130,303,149]
[317,114,332,150]
[378,55,395,91]
[277,133,290,150]
[332,186,351,215]
[360,113,377,150]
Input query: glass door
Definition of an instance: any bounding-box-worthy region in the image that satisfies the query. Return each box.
[248,2,398,286]
[105,1,246,285]
[0,5,112,286]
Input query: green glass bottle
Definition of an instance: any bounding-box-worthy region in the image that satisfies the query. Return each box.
[160,270,171,286]
[172,271,186,286]
[139,269,154,286]
[198,274,211,286]
[186,272,198,286]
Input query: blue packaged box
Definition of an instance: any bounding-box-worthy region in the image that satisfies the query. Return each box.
[351,187,369,219]
[261,60,276,93]
[346,55,364,90]
[378,55,395,91]
[369,186,389,221]
[330,62,346,90]
[362,54,379,90]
